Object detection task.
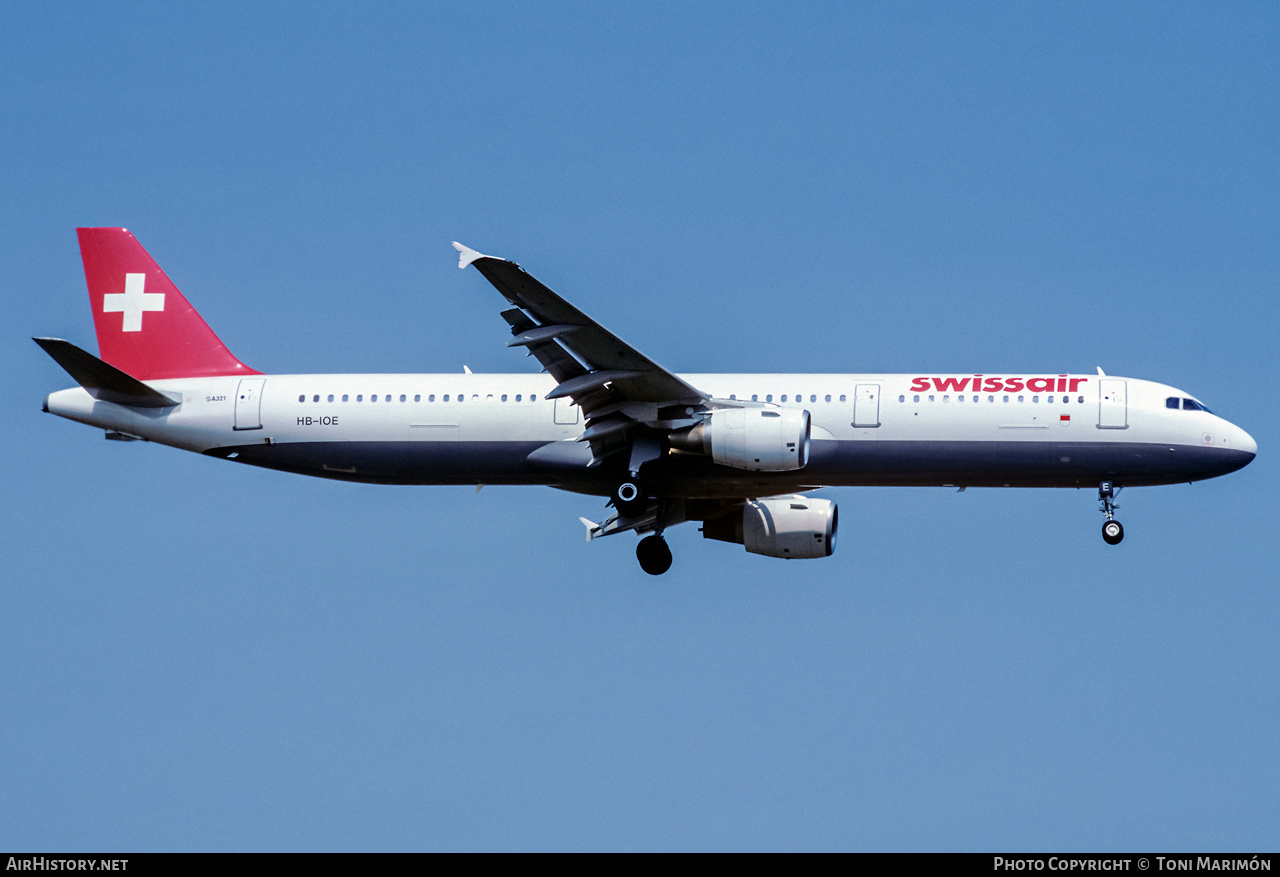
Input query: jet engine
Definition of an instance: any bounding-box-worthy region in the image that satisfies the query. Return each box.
[669,408,810,472]
[701,496,838,559]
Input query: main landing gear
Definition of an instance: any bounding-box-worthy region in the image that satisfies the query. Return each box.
[1099,481,1124,545]
[636,534,673,576]
[612,478,648,518]
[610,474,671,575]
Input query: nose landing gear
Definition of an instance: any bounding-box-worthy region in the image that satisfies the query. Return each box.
[1099,481,1124,545]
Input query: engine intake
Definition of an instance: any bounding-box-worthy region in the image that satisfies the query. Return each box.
[669,408,810,472]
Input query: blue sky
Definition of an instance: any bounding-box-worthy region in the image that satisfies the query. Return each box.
[4,2,1277,851]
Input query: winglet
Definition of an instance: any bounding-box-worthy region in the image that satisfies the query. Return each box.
[451,241,490,269]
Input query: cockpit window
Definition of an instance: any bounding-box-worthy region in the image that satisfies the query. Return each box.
[1169,396,1214,414]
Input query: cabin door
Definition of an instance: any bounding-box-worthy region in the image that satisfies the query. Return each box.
[234,379,266,430]
[1098,379,1128,429]
[554,397,580,425]
[853,384,880,428]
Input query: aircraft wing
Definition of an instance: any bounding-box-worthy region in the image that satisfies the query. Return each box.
[453,243,707,409]
[454,242,712,464]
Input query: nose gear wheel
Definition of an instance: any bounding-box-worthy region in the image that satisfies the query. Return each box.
[1098,481,1124,545]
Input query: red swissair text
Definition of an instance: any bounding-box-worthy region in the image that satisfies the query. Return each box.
[908,375,1089,394]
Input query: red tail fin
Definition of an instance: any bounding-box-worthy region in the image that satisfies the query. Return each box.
[78,228,259,380]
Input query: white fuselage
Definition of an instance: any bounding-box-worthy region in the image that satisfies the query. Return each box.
[44,371,1257,496]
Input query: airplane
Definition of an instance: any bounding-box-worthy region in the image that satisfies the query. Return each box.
[38,228,1257,575]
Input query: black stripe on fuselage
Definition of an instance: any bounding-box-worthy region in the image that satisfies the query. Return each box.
[203,439,1255,496]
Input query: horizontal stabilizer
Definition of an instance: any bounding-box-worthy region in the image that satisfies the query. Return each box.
[34,338,179,409]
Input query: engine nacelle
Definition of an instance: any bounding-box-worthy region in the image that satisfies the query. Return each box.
[744,497,837,558]
[702,496,838,559]
[670,408,811,472]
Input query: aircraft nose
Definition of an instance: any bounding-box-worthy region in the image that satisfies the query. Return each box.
[1233,425,1257,458]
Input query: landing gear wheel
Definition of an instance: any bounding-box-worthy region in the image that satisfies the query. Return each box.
[636,535,673,576]
[1097,481,1124,545]
[613,479,647,517]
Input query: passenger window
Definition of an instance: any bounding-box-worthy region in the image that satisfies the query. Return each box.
[839,395,847,402]
[502,394,508,402]
[298,395,304,403]
[1033,396,1039,403]
[399,394,406,402]
[414,394,421,402]
[987,395,994,402]
[766,394,773,402]
[781,395,787,402]
[516,394,522,402]
[342,395,349,402]
[898,395,905,402]
[825,394,831,402]
[1018,396,1024,403]
[385,395,391,402]
[943,395,950,402]
[810,395,817,403]
[530,395,537,402]
[328,394,334,402]
[1167,397,1180,409]
[1003,395,1009,402]
[729,394,736,400]
[1078,396,1084,403]
[752,394,758,402]
[1048,395,1054,403]
[929,395,935,402]
[357,395,363,402]
[913,395,920,402]
[443,395,449,402]
[958,395,964,402]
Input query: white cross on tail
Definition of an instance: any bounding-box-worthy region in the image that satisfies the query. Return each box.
[102,273,165,332]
